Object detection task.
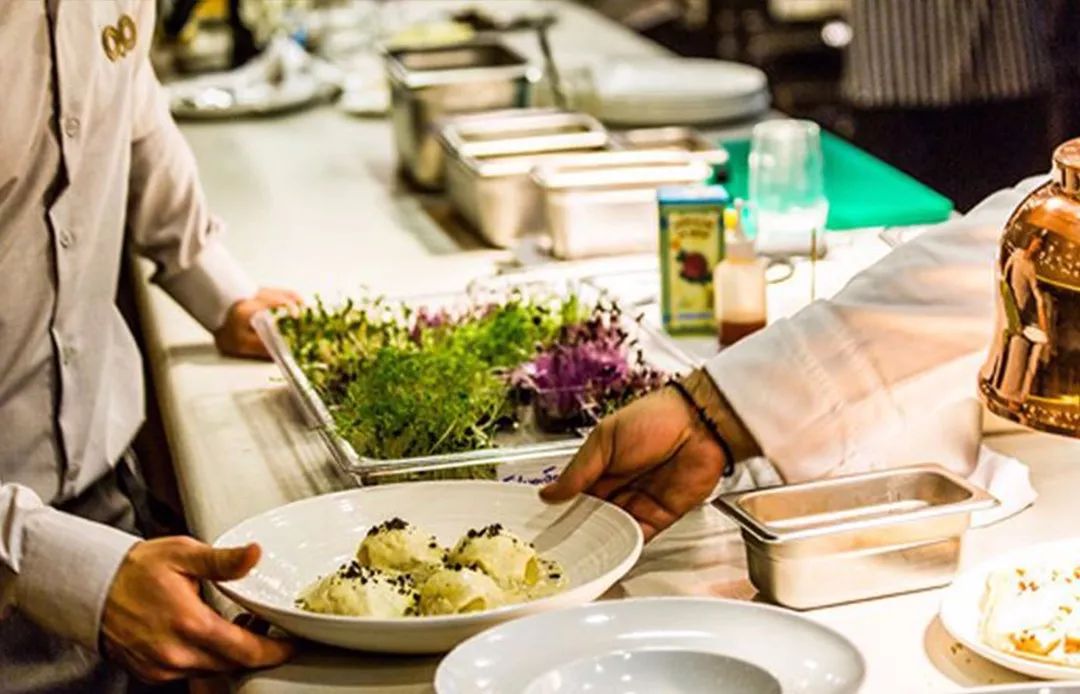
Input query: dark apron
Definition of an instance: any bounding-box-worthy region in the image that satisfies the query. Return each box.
[0,454,157,694]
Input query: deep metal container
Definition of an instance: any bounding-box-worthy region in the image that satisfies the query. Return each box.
[442,110,609,247]
[610,126,729,180]
[385,39,540,189]
[715,464,997,609]
[532,151,712,259]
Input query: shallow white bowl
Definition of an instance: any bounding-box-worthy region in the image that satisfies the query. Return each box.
[435,597,865,694]
[212,481,643,653]
[940,538,1080,680]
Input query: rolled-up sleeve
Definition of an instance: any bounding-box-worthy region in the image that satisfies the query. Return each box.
[0,483,138,651]
[126,55,256,331]
[704,176,1047,482]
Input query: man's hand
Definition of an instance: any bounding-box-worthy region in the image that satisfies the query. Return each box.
[541,387,728,541]
[214,288,301,359]
[102,538,294,683]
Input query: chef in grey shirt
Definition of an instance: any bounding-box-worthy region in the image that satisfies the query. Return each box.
[1,2,295,690]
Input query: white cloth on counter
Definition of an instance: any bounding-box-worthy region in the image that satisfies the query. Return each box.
[968,446,1037,528]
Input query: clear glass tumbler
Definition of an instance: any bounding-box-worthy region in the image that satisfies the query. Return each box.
[748,119,828,256]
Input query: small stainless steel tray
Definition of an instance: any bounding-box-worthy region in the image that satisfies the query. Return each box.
[532,151,713,259]
[385,38,540,189]
[442,110,609,247]
[442,108,607,158]
[715,464,997,609]
[610,127,729,178]
[253,278,694,486]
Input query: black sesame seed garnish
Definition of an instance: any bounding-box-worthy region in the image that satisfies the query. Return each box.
[368,517,410,537]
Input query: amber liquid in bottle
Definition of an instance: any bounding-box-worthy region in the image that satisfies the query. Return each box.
[720,318,767,346]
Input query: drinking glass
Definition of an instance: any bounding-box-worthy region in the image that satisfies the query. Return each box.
[748,119,828,297]
[749,119,828,253]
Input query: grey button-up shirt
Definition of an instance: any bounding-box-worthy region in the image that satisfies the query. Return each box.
[0,0,255,650]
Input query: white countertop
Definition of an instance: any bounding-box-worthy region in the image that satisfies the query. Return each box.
[131,2,1080,692]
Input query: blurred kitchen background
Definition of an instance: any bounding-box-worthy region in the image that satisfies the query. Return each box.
[153,0,1079,212]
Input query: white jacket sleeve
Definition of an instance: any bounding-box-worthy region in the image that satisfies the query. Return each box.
[706,175,1048,483]
[0,483,138,651]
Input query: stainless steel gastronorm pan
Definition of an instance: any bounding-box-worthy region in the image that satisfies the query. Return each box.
[610,126,729,177]
[532,150,713,259]
[442,110,609,247]
[715,464,997,609]
[385,39,540,189]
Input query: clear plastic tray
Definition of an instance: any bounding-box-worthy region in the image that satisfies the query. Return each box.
[253,276,696,486]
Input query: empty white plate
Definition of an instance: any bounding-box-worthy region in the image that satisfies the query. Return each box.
[435,597,865,693]
[212,481,642,653]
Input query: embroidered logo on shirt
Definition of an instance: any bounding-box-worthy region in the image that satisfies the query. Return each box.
[101,14,137,62]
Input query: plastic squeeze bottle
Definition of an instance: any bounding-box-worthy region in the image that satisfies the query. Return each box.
[715,204,767,347]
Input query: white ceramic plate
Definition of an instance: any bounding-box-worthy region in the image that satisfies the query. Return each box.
[940,538,1080,680]
[212,481,643,653]
[435,597,865,694]
[585,57,770,126]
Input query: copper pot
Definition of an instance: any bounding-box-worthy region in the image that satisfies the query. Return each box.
[979,138,1080,436]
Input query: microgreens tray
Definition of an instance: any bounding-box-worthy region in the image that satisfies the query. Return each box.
[253,277,696,486]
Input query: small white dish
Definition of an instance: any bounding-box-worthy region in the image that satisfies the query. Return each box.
[212,481,643,653]
[939,538,1080,680]
[435,597,865,693]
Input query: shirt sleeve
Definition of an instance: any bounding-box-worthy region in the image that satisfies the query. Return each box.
[126,52,256,332]
[704,175,1048,483]
[0,483,138,652]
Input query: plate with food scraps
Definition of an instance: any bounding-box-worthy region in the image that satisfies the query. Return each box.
[435,597,865,693]
[940,538,1080,680]
[212,480,643,653]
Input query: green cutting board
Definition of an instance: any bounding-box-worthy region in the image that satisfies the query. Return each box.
[720,131,954,230]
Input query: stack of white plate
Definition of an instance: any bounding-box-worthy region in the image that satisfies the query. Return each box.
[571,57,770,127]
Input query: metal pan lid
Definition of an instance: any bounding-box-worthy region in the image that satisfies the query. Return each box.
[714,464,998,544]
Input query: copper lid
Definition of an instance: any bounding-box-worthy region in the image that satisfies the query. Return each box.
[1053,138,1080,194]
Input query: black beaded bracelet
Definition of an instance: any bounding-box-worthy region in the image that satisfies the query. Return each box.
[669,380,736,477]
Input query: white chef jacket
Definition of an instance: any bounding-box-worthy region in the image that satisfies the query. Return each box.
[708,175,1047,482]
[0,0,256,651]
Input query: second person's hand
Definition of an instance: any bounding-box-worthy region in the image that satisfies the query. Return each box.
[102,538,295,683]
[540,386,729,541]
[214,287,302,359]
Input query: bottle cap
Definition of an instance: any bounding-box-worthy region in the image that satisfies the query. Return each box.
[723,207,739,232]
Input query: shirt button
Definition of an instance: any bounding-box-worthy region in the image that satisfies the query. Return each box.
[61,345,76,366]
[58,229,74,248]
[63,117,80,138]
[66,466,79,481]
